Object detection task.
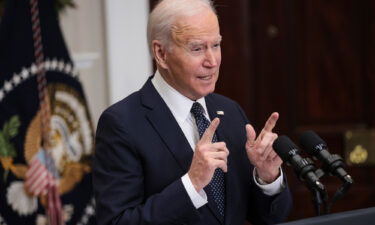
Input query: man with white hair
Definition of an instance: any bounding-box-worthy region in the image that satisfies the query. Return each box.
[93,0,292,224]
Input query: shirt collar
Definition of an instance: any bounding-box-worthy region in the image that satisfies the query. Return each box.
[151,70,209,122]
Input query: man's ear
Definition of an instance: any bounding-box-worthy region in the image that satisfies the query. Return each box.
[152,40,168,69]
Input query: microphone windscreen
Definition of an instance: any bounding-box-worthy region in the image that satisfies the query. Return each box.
[299,130,327,155]
[273,135,299,161]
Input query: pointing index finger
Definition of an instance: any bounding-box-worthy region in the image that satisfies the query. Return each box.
[200,117,220,143]
[263,112,279,132]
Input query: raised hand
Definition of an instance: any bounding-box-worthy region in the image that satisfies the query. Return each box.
[188,118,229,191]
[245,112,282,183]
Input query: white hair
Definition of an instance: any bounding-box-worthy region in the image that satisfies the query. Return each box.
[147,0,217,54]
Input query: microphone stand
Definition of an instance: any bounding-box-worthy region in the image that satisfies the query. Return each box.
[313,188,323,216]
[308,168,328,216]
[324,154,354,213]
[296,159,328,216]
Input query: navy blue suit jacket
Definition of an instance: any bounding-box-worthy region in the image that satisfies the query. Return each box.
[93,78,292,225]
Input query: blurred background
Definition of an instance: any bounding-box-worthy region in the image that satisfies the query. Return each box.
[59,0,374,222]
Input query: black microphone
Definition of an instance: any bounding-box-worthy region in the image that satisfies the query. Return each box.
[273,135,325,192]
[300,131,353,184]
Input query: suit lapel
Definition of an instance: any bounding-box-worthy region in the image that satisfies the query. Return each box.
[206,95,236,225]
[140,79,193,173]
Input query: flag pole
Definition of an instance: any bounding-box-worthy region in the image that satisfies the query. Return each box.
[28,0,63,224]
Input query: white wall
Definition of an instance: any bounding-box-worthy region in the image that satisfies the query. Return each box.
[104,0,152,104]
[60,0,152,127]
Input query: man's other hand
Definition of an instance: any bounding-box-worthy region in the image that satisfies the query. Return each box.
[245,112,282,183]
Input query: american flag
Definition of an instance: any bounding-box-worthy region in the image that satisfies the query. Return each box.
[25,149,63,225]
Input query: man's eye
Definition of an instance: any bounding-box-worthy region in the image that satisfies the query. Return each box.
[192,47,202,52]
[213,43,220,48]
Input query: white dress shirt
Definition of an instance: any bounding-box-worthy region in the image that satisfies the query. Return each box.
[151,70,284,209]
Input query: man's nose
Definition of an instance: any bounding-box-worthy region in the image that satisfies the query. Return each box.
[203,49,218,67]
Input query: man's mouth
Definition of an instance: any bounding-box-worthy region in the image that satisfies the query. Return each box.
[197,74,214,80]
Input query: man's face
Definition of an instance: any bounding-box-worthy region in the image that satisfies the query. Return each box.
[161,8,222,100]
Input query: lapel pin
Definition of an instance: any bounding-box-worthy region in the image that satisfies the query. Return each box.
[216,111,224,116]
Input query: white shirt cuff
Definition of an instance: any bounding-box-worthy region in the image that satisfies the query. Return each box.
[181,174,208,209]
[253,168,285,196]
